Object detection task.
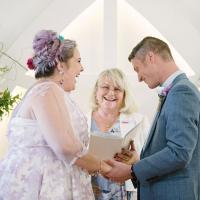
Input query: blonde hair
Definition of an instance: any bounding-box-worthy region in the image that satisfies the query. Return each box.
[90,68,138,115]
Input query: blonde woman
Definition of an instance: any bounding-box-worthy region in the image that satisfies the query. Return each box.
[88,68,149,200]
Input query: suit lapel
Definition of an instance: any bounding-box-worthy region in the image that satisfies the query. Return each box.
[141,73,188,156]
[141,96,166,155]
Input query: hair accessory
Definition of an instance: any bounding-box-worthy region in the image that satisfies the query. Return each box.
[26,58,35,70]
[58,35,64,41]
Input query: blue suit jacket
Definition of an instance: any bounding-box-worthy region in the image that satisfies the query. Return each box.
[133,74,200,200]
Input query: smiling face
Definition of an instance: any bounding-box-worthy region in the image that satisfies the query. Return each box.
[96,77,124,112]
[61,48,83,91]
[131,53,161,89]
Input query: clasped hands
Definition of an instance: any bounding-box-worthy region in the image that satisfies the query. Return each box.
[101,140,139,183]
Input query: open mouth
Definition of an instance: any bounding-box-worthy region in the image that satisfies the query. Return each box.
[75,74,80,82]
[75,74,80,79]
[104,97,117,102]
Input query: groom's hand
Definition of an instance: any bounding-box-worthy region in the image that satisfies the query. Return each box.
[104,159,132,183]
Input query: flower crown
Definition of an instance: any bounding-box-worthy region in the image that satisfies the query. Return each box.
[26,35,64,70]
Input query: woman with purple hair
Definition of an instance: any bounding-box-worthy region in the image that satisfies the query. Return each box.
[0,30,111,199]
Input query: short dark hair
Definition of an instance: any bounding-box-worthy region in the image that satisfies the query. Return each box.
[128,36,173,62]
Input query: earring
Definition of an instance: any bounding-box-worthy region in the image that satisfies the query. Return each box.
[59,70,64,75]
[59,71,64,85]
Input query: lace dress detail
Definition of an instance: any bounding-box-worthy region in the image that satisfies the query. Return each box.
[0,81,94,200]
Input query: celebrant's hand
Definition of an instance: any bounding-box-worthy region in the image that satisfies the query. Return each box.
[114,140,139,165]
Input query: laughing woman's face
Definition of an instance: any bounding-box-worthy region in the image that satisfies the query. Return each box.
[96,78,124,111]
[61,48,83,92]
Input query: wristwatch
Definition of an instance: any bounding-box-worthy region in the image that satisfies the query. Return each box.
[131,165,138,188]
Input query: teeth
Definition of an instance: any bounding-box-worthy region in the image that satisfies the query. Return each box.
[104,97,116,101]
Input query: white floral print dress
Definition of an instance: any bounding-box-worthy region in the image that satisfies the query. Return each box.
[0,81,94,200]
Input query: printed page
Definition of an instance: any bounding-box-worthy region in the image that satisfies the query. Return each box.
[89,133,122,160]
[89,124,140,160]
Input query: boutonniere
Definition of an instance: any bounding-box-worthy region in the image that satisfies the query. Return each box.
[157,84,173,97]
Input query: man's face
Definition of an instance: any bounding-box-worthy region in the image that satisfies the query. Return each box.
[131,55,160,89]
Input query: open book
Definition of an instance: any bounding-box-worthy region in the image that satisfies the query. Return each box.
[88,122,141,160]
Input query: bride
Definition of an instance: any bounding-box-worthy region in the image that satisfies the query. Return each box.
[0,30,111,200]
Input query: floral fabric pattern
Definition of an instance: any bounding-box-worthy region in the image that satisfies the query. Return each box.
[0,85,94,200]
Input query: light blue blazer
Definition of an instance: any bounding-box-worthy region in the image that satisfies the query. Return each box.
[133,74,200,200]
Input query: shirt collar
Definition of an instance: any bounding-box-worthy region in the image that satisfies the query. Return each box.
[161,70,183,88]
[157,70,183,96]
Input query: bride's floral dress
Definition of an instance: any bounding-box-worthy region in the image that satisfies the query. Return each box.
[0,81,94,200]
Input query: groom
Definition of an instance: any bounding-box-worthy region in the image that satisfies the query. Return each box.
[106,36,200,200]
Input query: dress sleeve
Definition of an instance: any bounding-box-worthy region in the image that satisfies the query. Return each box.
[31,82,87,165]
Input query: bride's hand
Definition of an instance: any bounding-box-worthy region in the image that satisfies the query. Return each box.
[88,160,112,176]
[100,160,112,175]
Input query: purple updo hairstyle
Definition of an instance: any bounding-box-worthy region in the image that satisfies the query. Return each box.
[32,30,77,79]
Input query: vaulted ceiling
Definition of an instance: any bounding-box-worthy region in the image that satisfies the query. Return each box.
[0,0,200,115]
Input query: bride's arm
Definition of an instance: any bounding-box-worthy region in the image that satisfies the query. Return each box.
[31,82,111,173]
[31,83,84,161]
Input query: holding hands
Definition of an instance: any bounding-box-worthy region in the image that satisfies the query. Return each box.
[104,159,132,183]
[88,140,139,183]
[103,140,139,183]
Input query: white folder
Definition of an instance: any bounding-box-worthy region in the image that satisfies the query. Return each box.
[89,123,140,160]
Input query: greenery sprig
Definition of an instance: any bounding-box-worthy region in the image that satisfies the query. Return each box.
[0,64,21,120]
[0,43,25,120]
[0,89,20,120]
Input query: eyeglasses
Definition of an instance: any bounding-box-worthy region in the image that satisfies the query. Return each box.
[98,85,124,93]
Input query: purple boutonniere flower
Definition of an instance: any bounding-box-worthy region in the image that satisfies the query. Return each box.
[161,84,172,96]
[158,84,173,97]
[156,84,172,111]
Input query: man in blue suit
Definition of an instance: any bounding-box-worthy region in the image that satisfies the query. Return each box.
[106,36,200,200]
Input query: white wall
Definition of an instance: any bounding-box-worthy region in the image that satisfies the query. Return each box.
[1,0,199,116]
[62,0,195,120]
[126,0,200,78]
